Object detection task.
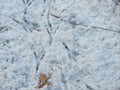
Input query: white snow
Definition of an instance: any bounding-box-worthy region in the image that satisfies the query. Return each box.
[0,0,120,90]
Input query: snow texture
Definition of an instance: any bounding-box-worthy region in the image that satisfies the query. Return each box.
[0,0,120,90]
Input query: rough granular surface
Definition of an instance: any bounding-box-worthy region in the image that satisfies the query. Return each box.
[0,0,120,90]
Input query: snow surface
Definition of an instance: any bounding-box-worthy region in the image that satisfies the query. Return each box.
[0,0,120,90]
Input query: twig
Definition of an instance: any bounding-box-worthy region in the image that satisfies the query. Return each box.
[50,13,120,34]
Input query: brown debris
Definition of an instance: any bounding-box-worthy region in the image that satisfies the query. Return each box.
[36,73,52,89]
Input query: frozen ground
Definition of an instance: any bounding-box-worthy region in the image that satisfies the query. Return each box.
[0,0,120,90]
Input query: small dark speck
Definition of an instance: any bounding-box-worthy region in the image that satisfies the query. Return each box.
[4,67,7,69]
[37,29,41,32]
[6,40,9,43]
[6,59,9,62]
[114,42,117,47]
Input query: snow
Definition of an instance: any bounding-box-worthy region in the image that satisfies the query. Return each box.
[0,0,120,90]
